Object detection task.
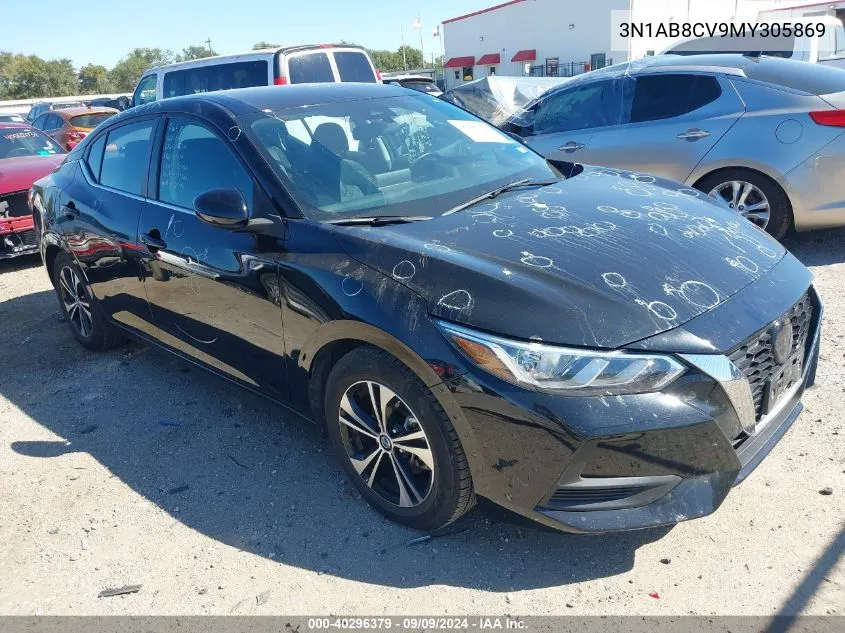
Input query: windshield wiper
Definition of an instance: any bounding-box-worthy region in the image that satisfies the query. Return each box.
[442,179,559,216]
[327,215,432,226]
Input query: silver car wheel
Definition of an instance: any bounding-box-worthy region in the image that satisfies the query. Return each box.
[338,380,434,508]
[59,266,93,339]
[708,180,770,229]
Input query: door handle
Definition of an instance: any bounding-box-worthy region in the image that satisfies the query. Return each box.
[61,201,78,220]
[141,232,167,252]
[676,128,711,141]
[559,141,586,152]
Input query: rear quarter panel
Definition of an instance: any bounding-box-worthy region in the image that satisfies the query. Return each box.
[687,79,844,186]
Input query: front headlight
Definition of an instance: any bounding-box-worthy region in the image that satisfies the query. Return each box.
[438,321,685,395]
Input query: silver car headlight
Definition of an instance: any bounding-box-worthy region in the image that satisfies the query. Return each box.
[438,321,685,395]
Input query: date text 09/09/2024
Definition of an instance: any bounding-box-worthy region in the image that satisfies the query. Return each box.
[619,21,827,39]
[306,617,528,630]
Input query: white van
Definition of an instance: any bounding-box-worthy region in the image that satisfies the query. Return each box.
[662,16,845,68]
[131,45,381,107]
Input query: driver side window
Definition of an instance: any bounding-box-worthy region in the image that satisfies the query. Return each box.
[158,119,254,210]
[533,80,624,135]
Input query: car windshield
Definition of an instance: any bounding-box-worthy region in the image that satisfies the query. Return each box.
[402,80,441,94]
[244,94,557,220]
[0,127,64,159]
[0,114,26,123]
[70,113,115,129]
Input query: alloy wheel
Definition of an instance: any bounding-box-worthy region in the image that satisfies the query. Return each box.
[59,266,93,339]
[338,380,434,507]
[708,180,770,229]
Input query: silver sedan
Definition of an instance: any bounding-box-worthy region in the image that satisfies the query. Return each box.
[504,54,845,239]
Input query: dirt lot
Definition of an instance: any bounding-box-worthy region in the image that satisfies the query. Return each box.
[0,230,842,616]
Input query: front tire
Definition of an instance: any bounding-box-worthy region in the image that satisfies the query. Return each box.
[696,168,793,240]
[52,251,123,351]
[325,346,474,531]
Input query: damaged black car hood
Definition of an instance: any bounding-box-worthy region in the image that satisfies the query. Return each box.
[333,167,786,348]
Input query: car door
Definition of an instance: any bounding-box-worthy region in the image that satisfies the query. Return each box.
[137,115,288,400]
[580,73,745,183]
[56,117,160,337]
[522,79,625,163]
[42,114,66,146]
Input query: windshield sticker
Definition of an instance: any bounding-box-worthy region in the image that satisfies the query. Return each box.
[447,120,515,144]
[3,131,38,141]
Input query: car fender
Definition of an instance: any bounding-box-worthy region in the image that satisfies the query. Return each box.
[686,155,789,190]
[298,317,486,482]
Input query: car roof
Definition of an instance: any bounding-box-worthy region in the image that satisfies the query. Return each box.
[154,83,413,115]
[146,44,370,74]
[384,74,435,82]
[0,122,32,129]
[57,106,120,118]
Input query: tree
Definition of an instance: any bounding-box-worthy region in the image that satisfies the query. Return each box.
[398,45,424,70]
[78,64,111,94]
[108,48,174,92]
[179,44,216,61]
[253,41,280,50]
[0,54,77,99]
[368,46,425,73]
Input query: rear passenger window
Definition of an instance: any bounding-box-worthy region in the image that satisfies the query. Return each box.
[334,52,376,83]
[99,120,155,196]
[287,53,335,84]
[163,61,268,98]
[158,119,253,210]
[86,135,106,181]
[630,74,722,123]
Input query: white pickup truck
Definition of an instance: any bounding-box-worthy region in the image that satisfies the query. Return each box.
[662,15,845,69]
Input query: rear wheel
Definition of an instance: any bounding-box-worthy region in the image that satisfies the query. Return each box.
[52,251,123,351]
[696,168,792,240]
[325,346,474,531]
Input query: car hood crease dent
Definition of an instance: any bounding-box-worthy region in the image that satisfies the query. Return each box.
[333,167,786,349]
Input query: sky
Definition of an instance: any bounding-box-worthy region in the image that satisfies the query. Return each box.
[2,0,491,68]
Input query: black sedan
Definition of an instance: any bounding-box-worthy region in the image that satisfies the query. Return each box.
[30,83,821,533]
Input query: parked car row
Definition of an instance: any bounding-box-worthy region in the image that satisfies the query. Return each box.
[490,54,845,239]
[0,124,65,259]
[28,81,821,535]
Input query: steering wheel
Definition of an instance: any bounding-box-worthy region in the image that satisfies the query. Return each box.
[410,152,445,182]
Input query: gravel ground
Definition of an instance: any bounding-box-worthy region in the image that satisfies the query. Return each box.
[0,230,842,616]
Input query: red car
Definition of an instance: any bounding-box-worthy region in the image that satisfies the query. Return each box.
[0,124,66,259]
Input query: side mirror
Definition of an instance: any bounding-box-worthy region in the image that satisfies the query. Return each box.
[194,188,249,229]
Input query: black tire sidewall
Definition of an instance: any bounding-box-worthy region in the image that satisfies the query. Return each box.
[325,349,464,530]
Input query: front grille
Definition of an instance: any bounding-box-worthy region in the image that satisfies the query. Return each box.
[0,191,30,218]
[19,229,37,247]
[727,292,814,421]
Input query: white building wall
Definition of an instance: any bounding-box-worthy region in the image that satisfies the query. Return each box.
[440,0,811,90]
[442,0,630,90]
[627,0,774,59]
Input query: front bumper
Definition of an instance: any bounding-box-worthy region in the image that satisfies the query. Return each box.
[782,131,845,231]
[0,217,38,259]
[438,269,821,533]
[1,191,38,259]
